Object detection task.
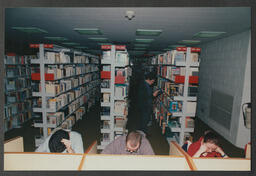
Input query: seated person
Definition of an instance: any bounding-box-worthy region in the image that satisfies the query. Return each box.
[187,131,228,158]
[35,129,84,153]
[101,130,155,155]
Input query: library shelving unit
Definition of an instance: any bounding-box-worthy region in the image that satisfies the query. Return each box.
[30,44,100,147]
[4,54,33,132]
[152,47,201,146]
[98,45,131,150]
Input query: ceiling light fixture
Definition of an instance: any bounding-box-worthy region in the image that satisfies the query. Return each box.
[193,31,226,38]
[12,27,48,33]
[136,29,162,36]
[135,39,154,43]
[73,28,102,35]
[178,40,200,44]
[45,37,68,41]
[89,37,109,42]
[125,10,135,20]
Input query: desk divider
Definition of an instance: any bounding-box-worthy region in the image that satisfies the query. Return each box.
[170,141,197,170]
[4,136,24,152]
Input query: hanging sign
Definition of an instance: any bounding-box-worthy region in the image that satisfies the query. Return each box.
[29,44,53,48]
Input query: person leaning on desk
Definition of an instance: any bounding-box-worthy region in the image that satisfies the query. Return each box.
[101,130,155,155]
[187,131,228,158]
[35,129,84,154]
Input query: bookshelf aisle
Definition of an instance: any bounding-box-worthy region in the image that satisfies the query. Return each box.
[30,44,100,147]
[4,54,33,132]
[152,47,201,146]
[98,45,131,150]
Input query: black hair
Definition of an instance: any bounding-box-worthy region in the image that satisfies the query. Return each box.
[126,130,142,148]
[203,131,219,146]
[145,72,156,81]
[49,129,70,152]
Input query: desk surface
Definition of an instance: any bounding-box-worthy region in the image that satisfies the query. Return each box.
[82,154,190,170]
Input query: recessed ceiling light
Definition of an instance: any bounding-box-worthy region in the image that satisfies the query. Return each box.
[193,31,226,38]
[73,28,102,35]
[163,48,171,51]
[97,43,112,45]
[136,29,162,36]
[134,44,149,47]
[12,27,48,33]
[135,39,154,43]
[134,48,147,50]
[178,40,201,44]
[168,45,186,48]
[148,51,161,54]
[45,37,68,41]
[89,38,109,42]
[75,46,88,49]
[62,42,80,46]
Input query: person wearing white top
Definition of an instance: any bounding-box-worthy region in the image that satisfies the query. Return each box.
[35,129,84,154]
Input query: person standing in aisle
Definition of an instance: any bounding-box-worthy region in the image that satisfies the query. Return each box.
[35,129,84,153]
[136,72,159,135]
[101,130,155,155]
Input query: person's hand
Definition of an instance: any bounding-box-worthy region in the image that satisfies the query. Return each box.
[216,146,228,158]
[61,139,74,153]
[153,90,160,97]
[198,143,208,153]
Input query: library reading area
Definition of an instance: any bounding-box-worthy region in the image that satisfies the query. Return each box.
[3,7,252,171]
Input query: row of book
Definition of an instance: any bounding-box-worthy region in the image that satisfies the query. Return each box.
[5,66,30,78]
[46,80,100,111]
[102,85,128,103]
[151,50,199,65]
[5,78,31,92]
[5,89,31,105]
[74,55,90,64]
[4,55,34,65]
[41,64,99,80]
[158,65,199,81]
[41,73,99,95]
[156,93,197,114]
[4,100,32,119]
[4,111,32,132]
[43,52,71,63]
[114,100,127,115]
[102,51,129,65]
[46,106,86,127]
[157,75,198,97]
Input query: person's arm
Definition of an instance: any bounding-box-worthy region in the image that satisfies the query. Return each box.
[35,138,49,152]
[140,138,155,155]
[68,132,84,153]
[101,141,115,154]
[216,146,228,158]
[192,143,208,157]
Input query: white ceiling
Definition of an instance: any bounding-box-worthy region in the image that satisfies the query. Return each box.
[5,7,251,57]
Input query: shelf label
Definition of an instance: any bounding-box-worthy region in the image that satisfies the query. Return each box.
[176,47,201,52]
[30,44,53,48]
[101,45,126,50]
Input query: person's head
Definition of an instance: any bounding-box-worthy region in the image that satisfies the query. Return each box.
[125,131,142,153]
[145,72,156,85]
[202,131,219,152]
[49,129,70,152]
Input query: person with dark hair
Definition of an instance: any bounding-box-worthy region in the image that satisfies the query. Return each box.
[132,71,160,134]
[187,131,228,158]
[101,130,154,155]
[35,129,84,153]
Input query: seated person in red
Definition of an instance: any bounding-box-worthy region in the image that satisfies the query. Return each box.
[187,131,228,158]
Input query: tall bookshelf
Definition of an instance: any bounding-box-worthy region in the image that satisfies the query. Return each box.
[4,54,33,132]
[152,47,201,145]
[98,45,131,150]
[30,44,100,147]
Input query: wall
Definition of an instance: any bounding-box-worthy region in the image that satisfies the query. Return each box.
[197,30,251,148]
